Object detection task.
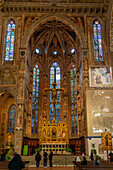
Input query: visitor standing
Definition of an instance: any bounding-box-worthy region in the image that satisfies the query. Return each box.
[35,151,41,167]
[0,150,6,161]
[90,150,94,161]
[49,150,53,168]
[43,151,48,168]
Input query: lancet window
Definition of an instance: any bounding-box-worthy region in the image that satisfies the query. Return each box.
[70,65,78,134]
[50,62,61,122]
[5,20,16,61]
[93,20,103,62]
[8,105,16,133]
[31,65,39,134]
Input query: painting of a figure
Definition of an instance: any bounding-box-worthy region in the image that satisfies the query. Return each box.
[90,67,113,87]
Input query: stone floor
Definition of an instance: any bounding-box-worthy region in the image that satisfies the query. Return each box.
[28,167,74,170]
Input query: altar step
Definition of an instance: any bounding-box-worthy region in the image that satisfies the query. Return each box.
[22,155,90,167]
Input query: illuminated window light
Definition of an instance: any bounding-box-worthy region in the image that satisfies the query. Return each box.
[71,48,75,54]
[53,51,57,55]
[35,48,40,54]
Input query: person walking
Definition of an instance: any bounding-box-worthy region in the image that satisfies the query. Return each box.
[43,151,48,168]
[49,150,53,168]
[8,153,25,170]
[35,151,41,168]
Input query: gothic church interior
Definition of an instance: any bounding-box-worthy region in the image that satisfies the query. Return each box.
[0,0,113,158]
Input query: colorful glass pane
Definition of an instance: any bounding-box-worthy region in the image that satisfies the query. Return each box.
[93,21,103,61]
[8,105,16,133]
[32,65,39,134]
[5,20,15,61]
[70,65,78,134]
[50,62,61,122]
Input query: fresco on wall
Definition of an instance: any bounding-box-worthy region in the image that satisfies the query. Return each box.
[0,67,17,85]
[89,67,113,87]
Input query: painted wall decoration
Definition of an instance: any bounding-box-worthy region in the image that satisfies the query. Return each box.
[0,67,17,85]
[89,67,113,87]
[101,131,112,151]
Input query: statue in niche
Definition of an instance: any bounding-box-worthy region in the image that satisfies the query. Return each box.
[83,58,88,71]
[20,58,25,71]
[17,105,22,127]
[18,81,23,98]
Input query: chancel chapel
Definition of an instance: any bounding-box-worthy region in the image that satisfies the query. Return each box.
[0,0,113,158]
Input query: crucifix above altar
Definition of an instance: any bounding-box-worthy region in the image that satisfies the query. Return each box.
[44,82,65,108]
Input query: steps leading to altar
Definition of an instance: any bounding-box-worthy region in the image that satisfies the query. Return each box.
[22,155,90,167]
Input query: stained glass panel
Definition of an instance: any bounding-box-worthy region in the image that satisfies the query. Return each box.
[8,105,16,133]
[93,21,103,62]
[70,65,78,134]
[50,62,61,122]
[32,65,39,134]
[5,20,15,61]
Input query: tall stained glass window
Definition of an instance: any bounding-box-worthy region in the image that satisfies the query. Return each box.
[8,105,16,133]
[5,20,15,61]
[50,62,61,122]
[93,20,103,62]
[70,65,78,134]
[31,65,39,134]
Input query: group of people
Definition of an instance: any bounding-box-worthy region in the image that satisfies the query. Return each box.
[35,150,53,168]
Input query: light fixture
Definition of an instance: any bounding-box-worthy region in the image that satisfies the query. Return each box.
[35,48,40,54]
[71,48,75,54]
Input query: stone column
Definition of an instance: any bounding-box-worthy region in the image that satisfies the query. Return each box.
[14,49,26,155]
[82,49,89,155]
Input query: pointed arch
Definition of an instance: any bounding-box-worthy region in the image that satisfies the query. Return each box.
[5,19,16,61]
[93,20,103,62]
[31,64,40,135]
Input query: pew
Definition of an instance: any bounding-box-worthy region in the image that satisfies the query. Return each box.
[73,161,113,170]
[0,161,9,170]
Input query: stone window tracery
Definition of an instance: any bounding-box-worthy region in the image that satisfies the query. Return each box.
[31,65,39,134]
[93,20,103,62]
[50,62,61,122]
[70,65,78,134]
[5,20,16,61]
[8,105,16,134]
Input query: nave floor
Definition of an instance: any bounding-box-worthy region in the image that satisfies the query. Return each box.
[28,166,74,170]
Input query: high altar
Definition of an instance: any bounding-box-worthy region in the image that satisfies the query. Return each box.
[40,117,69,153]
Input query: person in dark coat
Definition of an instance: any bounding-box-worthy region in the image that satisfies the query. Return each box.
[81,156,87,165]
[109,151,113,162]
[35,152,41,167]
[49,150,53,167]
[8,154,25,170]
[0,150,6,161]
[90,150,94,161]
[43,151,48,168]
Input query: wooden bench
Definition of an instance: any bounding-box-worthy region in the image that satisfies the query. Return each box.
[73,161,113,170]
[0,161,9,170]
